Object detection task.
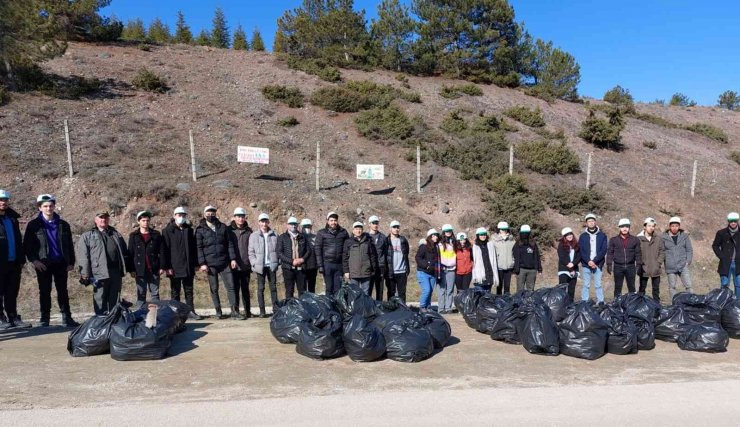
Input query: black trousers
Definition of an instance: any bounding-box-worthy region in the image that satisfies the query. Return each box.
[232,270,252,314]
[323,262,343,297]
[455,273,472,291]
[387,273,408,302]
[170,276,196,312]
[256,267,278,311]
[370,270,385,301]
[558,274,577,302]
[305,269,318,293]
[496,269,513,295]
[613,263,636,298]
[0,262,22,319]
[37,261,72,320]
[283,268,306,299]
[207,265,236,313]
[639,276,661,303]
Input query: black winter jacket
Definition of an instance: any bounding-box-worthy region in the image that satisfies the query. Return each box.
[557,242,580,276]
[303,232,318,270]
[23,213,75,267]
[229,222,253,272]
[415,242,441,279]
[606,234,642,272]
[0,208,24,267]
[162,220,197,278]
[368,231,389,273]
[276,231,309,270]
[385,234,410,275]
[195,218,236,269]
[712,227,740,276]
[513,240,543,273]
[343,233,378,278]
[127,228,165,277]
[315,225,350,268]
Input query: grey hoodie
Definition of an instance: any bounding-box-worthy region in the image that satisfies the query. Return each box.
[662,230,693,274]
[492,233,515,270]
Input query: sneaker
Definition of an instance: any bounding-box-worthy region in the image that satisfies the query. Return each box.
[39,320,51,327]
[188,311,204,321]
[63,317,81,328]
[0,319,11,331]
[11,315,32,329]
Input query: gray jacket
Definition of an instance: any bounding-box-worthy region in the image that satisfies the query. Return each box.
[662,231,693,274]
[248,228,279,272]
[492,233,516,270]
[77,226,129,280]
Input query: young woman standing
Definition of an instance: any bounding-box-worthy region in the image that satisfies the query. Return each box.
[472,228,499,292]
[557,227,580,301]
[454,232,473,291]
[416,229,441,313]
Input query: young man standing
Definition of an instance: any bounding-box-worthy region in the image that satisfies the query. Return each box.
[578,213,608,303]
[276,217,308,298]
[300,218,319,293]
[229,207,253,318]
[162,207,202,319]
[127,210,165,309]
[513,225,542,292]
[248,213,279,317]
[637,218,665,302]
[607,218,642,298]
[712,212,740,295]
[24,194,79,327]
[315,211,349,297]
[367,215,389,301]
[662,216,694,300]
[385,220,410,302]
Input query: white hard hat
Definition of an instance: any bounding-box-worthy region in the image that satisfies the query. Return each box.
[258,213,270,221]
[233,207,247,216]
[669,216,681,224]
[561,227,573,236]
[618,218,631,227]
[136,210,152,220]
[728,212,740,222]
[497,221,509,230]
[520,224,531,233]
[326,211,338,220]
[441,224,453,232]
[0,189,9,199]
[585,213,597,221]
[204,205,217,213]
[368,215,380,223]
[287,216,298,224]
[352,221,364,228]
[475,227,488,236]
[427,228,439,237]
[457,232,467,240]
[643,217,656,226]
[390,220,401,227]
[36,194,55,203]
[300,218,312,227]
[174,206,187,215]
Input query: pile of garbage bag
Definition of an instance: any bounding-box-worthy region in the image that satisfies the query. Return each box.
[270,283,451,363]
[67,299,191,360]
[455,285,739,358]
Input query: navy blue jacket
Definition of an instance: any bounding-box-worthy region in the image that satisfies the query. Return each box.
[578,227,608,268]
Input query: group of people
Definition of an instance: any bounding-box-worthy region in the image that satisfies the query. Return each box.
[0,186,738,328]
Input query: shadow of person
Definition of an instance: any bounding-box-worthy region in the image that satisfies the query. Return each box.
[0,325,74,342]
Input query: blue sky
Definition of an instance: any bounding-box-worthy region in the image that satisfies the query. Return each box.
[102,1,740,105]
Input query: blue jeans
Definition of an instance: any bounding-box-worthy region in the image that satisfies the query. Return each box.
[580,266,604,303]
[720,260,740,296]
[417,271,436,309]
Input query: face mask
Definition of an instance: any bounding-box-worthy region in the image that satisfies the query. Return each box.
[206,216,216,223]
[175,217,186,225]
[288,225,298,233]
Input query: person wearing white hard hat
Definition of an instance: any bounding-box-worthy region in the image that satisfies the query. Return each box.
[343,222,378,295]
[77,209,130,316]
[513,225,542,292]
[578,213,608,303]
[606,218,642,298]
[472,227,499,292]
[416,229,441,312]
[300,218,319,293]
[229,208,253,320]
[367,215,389,301]
[127,210,166,310]
[454,232,473,291]
[277,217,309,298]
[23,194,79,327]
[437,224,458,314]
[314,211,350,297]
[492,221,515,295]
[386,220,410,302]
[661,216,694,299]
[0,189,28,329]
[637,218,665,303]
[712,212,740,295]
[195,206,239,320]
[248,213,279,317]
[557,227,580,301]
[162,207,203,320]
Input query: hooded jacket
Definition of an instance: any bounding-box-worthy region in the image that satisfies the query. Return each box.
[513,238,542,273]
[24,212,75,268]
[637,231,665,277]
[578,227,608,268]
[162,219,197,278]
[315,225,350,267]
[0,208,24,267]
[492,233,516,270]
[195,217,235,269]
[229,222,253,272]
[343,232,378,279]
[662,230,693,274]
[712,226,740,276]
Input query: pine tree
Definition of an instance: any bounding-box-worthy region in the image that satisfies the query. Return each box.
[528,39,580,100]
[718,90,740,111]
[195,30,210,46]
[148,18,171,44]
[371,0,415,71]
[174,11,193,44]
[121,18,147,42]
[251,28,266,51]
[232,25,248,50]
[210,7,230,48]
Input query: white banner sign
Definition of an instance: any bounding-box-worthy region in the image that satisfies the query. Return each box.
[356,164,384,180]
[237,146,270,164]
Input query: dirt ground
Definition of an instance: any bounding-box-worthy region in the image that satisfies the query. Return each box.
[2,314,740,424]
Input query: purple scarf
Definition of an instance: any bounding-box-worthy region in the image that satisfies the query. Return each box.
[40,212,63,262]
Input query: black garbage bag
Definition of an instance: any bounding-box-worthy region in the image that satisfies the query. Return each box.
[618,293,662,322]
[296,313,346,359]
[375,297,408,315]
[300,292,340,323]
[600,307,638,355]
[454,288,486,329]
[67,303,127,357]
[517,303,559,355]
[382,317,434,363]
[270,298,310,344]
[475,294,510,334]
[630,315,656,350]
[153,300,191,332]
[721,299,740,339]
[371,309,418,332]
[672,292,706,306]
[705,288,736,311]
[559,301,609,360]
[677,323,729,353]
[672,292,720,324]
[655,305,700,342]
[420,311,452,349]
[533,284,570,322]
[109,306,178,361]
[342,315,386,362]
[131,303,183,337]
[490,302,524,344]
[334,283,379,320]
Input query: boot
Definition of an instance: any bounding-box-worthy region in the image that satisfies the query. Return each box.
[11,315,32,329]
[188,311,204,321]
[39,313,51,328]
[231,307,247,320]
[0,317,11,331]
[62,313,80,328]
[258,307,267,318]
